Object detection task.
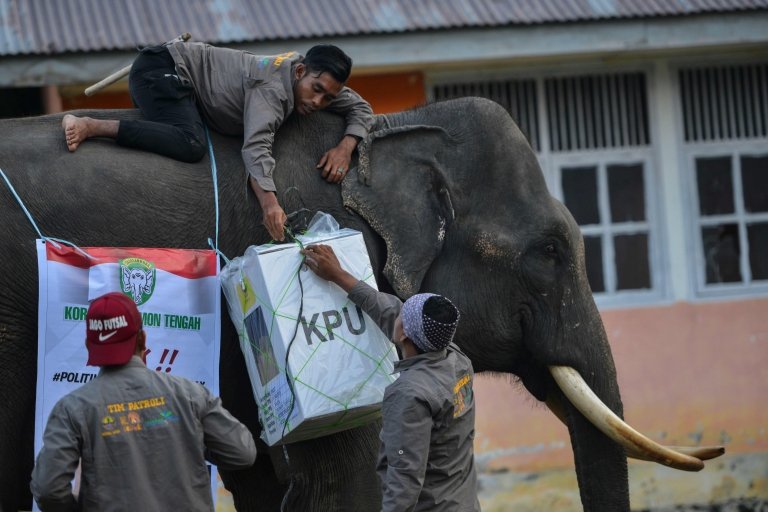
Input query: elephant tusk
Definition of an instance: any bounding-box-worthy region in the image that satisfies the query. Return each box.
[544,396,725,464]
[549,365,709,472]
[628,445,725,462]
[671,446,725,460]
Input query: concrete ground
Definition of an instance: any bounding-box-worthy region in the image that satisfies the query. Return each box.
[211,452,766,510]
[476,452,768,512]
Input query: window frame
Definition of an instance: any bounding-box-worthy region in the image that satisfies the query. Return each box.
[682,140,768,298]
[670,57,768,300]
[550,149,664,305]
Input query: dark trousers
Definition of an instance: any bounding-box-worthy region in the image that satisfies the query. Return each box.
[116,46,207,163]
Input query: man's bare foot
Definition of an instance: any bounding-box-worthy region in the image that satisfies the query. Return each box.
[62,114,89,152]
[61,115,119,152]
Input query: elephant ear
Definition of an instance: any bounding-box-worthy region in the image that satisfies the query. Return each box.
[342,125,456,298]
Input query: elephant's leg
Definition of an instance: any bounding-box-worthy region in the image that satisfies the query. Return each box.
[0,319,37,511]
[1,395,36,512]
[219,450,286,511]
[279,422,383,512]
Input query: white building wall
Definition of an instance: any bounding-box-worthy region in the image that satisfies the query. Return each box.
[650,58,690,302]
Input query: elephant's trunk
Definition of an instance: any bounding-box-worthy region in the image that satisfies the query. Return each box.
[548,292,631,511]
[520,340,632,510]
[561,389,631,511]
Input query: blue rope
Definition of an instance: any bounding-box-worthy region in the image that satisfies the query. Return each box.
[46,237,96,260]
[208,238,231,266]
[0,167,96,258]
[204,124,221,252]
[5,126,222,259]
[1,167,46,240]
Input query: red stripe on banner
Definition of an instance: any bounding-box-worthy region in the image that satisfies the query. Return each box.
[45,244,218,278]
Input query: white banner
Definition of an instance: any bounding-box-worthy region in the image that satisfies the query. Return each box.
[34,240,221,505]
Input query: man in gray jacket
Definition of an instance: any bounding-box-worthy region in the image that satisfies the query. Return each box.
[31,292,257,512]
[302,244,480,511]
[62,43,374,242]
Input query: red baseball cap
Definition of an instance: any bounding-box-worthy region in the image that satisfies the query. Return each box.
[85,292,142,366]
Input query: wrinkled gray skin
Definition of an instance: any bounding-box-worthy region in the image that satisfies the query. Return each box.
[0,97,628,511]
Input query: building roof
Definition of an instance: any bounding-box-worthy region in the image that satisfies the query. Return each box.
[2,0,768,56]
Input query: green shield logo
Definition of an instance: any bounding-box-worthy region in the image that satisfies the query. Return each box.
[120,257,156,306]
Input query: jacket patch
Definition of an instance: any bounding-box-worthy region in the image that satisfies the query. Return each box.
[273,51,296,68]
[144,410,180,428]
[101,396,169,436]
[453,374,473,418]
[119,411,143,433]
[100,415,118,436]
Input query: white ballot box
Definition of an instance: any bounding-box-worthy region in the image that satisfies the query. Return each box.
[221,228,398,446]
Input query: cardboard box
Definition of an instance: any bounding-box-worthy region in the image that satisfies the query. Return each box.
[221,229,398,445]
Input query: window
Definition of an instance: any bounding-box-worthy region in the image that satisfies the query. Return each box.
[560,159,654,294]
[547,73,657,299]
[431,70,660,303]
[680,62,768,296]
[432,78,540,150]
[693,151,768,289]
[545,73,649,151]
[680,64,768,142]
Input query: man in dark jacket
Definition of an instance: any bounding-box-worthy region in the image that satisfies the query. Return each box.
[31,292,257,511]
[302,244,481,511]
[62,43,374,241]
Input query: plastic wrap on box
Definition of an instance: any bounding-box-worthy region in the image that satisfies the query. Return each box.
[220,222,397,446]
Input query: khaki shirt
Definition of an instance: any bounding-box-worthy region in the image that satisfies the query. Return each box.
[31,357,256,512]
[167,42,374,191]
[349,282,481,512]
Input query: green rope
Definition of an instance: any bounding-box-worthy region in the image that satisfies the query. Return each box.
[237,232,394,438]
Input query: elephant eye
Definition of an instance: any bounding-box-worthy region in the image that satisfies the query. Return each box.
[541,242,561,263]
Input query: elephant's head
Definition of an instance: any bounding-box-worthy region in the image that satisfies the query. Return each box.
[343,97,720,510]
[122,267,152,304]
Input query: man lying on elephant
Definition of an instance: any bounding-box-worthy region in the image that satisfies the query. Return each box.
[302,244,481,511]
[62,42,374,241]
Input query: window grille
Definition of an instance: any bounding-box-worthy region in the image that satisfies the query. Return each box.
[432,79,540,151]
[680,63,768,142]
[544,73,650,151]
[561,160,653,294]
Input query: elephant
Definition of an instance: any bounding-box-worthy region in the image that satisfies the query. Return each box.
[0,97,721,511]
